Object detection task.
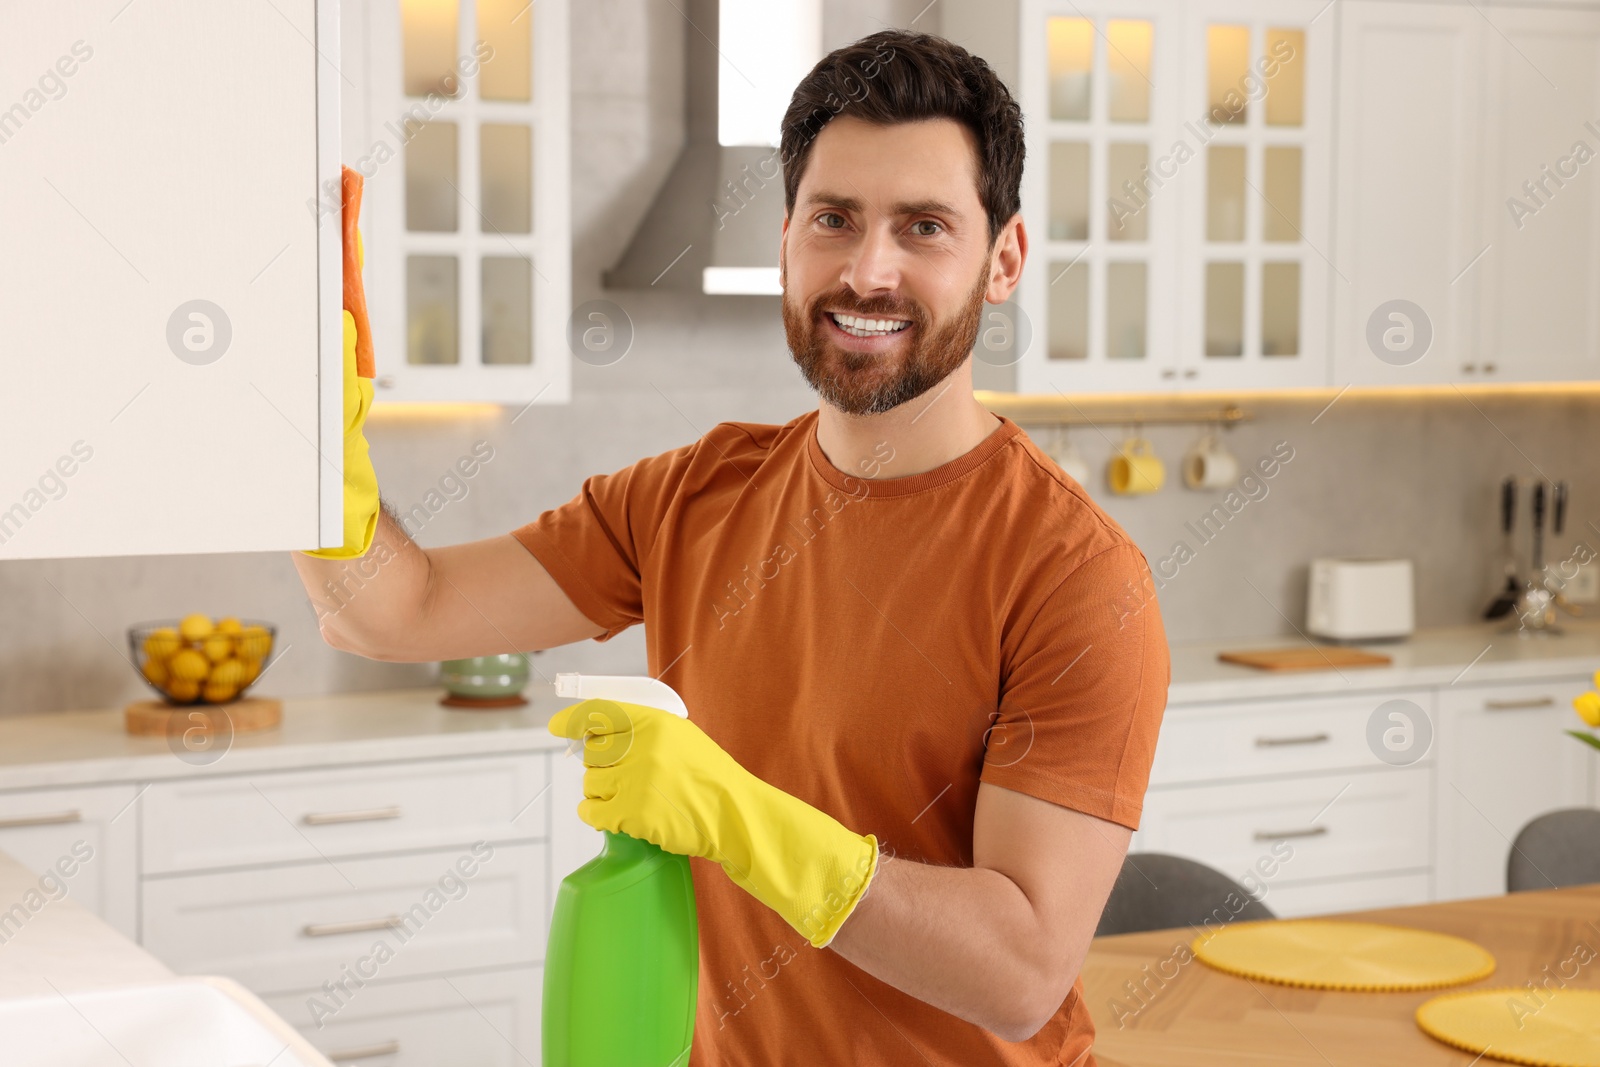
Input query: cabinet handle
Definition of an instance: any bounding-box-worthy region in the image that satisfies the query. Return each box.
[328,1039,401,1061]
[303,805,402,826]
[1254,732,1331,748]
[1484,362,1497,373]
[1161,369,1176,379]
[1183,369,1197,379]
[1484,697,1555,711]
[303,915,406,938]
[1462,363,1477,373]
[1253,826,1328,841]
[0,810,83,830]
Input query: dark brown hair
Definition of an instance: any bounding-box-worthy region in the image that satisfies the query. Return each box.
[779,30,1024,246]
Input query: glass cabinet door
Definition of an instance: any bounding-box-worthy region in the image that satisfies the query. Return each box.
[360,0,570,403]
[1177,0,1331,389]
[1019,1,1184,394]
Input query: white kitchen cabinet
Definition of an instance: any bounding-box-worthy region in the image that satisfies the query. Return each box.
[1170,0,1334,392]
[1435,677,1595,900]
[0,0,344,560]
[1015,0,1187,394]
[1138,767,1433,891]
[1331,1,1486,387]
[141,752,547,874]
[264,965,542,1067]
[356,0,572,404]
[0,784,139,939]
[1472,3,1600,383]
[1016,0,1333,393]
[142,842,547,994]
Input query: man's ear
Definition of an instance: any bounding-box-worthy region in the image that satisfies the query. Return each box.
[986,213,1027,304]
[778,215,789,288]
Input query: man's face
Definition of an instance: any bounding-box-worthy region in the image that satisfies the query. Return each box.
[781,116,1001,417]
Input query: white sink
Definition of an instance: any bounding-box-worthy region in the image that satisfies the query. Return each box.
[0,975,333,1067]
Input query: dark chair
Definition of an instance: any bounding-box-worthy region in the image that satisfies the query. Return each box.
[1095,852,1276,937]
[1507,808,1600,892]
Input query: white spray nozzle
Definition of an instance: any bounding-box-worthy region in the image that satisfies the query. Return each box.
[554,673,689,718]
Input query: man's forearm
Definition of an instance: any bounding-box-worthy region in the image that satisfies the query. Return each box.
[827,851,1073,1042]
[291,502,432,658]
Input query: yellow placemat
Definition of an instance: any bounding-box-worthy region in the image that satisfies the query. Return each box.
[1417,988,1600,1067]
[1192,920,1496,991]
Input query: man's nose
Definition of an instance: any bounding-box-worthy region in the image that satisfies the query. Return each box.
[838,221,904,298]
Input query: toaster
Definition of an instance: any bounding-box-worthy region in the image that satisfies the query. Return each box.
[1306,558,1415,641]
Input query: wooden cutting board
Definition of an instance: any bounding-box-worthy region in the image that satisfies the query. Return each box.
[1218,646,1393,671]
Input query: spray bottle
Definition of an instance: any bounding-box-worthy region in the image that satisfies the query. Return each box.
[543,673,698,1067]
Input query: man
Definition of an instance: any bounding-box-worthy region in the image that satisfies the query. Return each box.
[294,29,1168,1067]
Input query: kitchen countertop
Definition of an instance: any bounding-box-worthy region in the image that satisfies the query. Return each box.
[0,621,1595,791]
[0,687,571,792]
[0,848,170,1000]
[1168,619,1600,704]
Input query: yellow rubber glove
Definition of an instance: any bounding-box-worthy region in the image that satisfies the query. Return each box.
[303,168,380,560]
[549,699,881,949]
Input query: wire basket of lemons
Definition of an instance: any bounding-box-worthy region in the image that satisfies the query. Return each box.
[129,615,275,706]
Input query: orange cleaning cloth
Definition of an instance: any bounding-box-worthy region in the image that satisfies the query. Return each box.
[340,165,375,379]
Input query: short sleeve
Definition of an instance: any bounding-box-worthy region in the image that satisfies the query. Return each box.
[509,440,699,643]
[980,541,1170,830]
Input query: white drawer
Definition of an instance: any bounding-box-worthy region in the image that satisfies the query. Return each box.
[142,842,546,995]
[263,966,541,1067]
[142,754,550,874]
[1137,767,1431,886]
[1264,871,1433,919]
[1150,692,1434,786]
[0,783,139,939]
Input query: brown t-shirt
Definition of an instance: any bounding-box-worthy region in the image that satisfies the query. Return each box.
[512,408,1169,1067]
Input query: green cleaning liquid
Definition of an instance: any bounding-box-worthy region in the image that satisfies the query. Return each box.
[544,674,699,1067]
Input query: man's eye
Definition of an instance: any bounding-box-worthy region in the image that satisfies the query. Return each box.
[912,220,942,236]
[820,213,846,229]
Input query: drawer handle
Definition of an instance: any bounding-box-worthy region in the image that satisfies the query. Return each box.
[0,810,83,830]
[1253,826,1328,842]
[329,1039,401,1061]
[1254,732,1331,748]
[1484,697,1555,711]
[302,805,402,826]
[303,915,405,938]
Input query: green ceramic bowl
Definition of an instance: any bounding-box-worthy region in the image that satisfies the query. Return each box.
[439,653,531,699]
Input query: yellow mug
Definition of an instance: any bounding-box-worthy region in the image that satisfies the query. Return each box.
[1108,437,1165,495]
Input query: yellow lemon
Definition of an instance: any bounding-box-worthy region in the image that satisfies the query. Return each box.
[217,617,243,636]
[1593,669,1600,691]
[202,678,238,704]
[1575,690,1600,728]
[141,657,169,686]
[202,633,234,663]
[143,628,181,661]
[165,677,201,702]
[208,658,245,689]
[238,657,262,685]
[169,648,210,682]
[179,613,214,643]
[238,626,272,660]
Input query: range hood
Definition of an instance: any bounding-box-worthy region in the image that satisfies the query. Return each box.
[603,0,820,295]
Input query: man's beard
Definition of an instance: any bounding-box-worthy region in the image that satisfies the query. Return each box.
[782,262,990,417]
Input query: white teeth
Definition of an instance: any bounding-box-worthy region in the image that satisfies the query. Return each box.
[830,312,910,337]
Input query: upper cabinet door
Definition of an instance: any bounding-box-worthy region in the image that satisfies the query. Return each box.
[0,0,343,560]
[1474,3,1600,383]
[1017,0,1187,395]
[1016,0,1331,394]
[359,0,571,404]
[1174,0,1333,392]
[1331,1,1485,387]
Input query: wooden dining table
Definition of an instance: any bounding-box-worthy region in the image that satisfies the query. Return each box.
[1082,884,1600,1066]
